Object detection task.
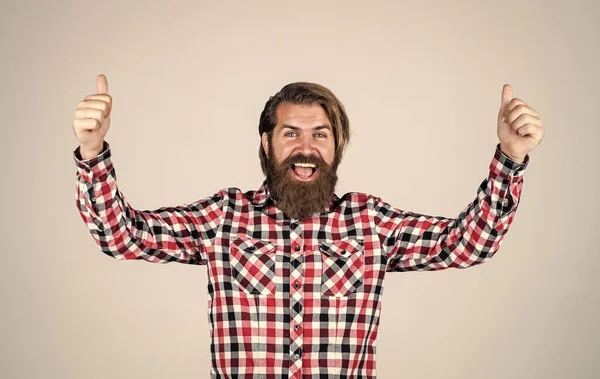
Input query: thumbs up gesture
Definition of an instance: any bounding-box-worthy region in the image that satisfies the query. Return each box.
[73,74,112,159]
[497,84,544,163]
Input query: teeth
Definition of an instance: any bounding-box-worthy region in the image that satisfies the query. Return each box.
[294,163,316,168]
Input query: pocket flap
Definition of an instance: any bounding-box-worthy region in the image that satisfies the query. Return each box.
[319,238,364,257]
[231,236,277,255]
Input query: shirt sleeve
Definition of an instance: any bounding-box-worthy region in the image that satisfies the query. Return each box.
[375,143,529,272]
[74,142,223,265]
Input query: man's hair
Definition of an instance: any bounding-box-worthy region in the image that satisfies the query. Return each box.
[258,82,350,176]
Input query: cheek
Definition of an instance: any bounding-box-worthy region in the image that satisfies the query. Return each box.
[322,143,336,165]
[274,145,293,164]
[280,145,294,156]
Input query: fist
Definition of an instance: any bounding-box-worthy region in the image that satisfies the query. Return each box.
[73,74,112,159]
[497,84,544,164]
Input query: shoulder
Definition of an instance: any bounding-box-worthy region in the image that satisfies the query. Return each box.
[336,191,382,207]
[212,186,265,205]
[335,191,405,217]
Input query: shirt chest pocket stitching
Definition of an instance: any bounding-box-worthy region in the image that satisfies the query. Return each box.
[319,238,365,297]
[229,236,277,296]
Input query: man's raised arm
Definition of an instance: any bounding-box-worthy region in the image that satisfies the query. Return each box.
[72,74,223,264]
[375,84,544,272]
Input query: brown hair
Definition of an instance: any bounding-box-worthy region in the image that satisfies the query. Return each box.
[258,82,350,176]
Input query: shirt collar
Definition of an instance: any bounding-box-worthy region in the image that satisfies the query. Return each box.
[250,180,271,207]
[251,180,342,213]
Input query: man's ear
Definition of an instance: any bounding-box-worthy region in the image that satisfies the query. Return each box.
[261,132,269,157]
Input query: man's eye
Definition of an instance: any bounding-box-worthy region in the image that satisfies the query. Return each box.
[315,133,327,138]
[285,132,298,137]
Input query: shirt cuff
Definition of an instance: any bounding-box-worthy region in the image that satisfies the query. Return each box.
[490,143,529,182]
[73,141,112,183]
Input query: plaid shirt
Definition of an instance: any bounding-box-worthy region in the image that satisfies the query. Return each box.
[74,142,528,379]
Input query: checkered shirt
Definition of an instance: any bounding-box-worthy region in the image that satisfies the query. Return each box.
[74,142,529,378]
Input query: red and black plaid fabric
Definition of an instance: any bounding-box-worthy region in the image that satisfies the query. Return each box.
[74,142,528,378]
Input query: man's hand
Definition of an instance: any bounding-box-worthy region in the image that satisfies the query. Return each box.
[497,84,544,164]
[73,74,112,159]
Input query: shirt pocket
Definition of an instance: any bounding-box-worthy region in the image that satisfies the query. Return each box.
[319,238,365,297]
[229,235,277,296]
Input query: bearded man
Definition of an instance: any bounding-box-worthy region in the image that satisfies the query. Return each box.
[72,74,543,379]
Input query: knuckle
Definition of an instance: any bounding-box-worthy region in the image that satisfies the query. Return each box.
[75,121,88,130]
[516,113,528,121]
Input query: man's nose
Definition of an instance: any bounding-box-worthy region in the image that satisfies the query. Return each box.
[297,136,315,155]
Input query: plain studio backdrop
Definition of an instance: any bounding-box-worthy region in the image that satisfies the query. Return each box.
[1,1,598,378]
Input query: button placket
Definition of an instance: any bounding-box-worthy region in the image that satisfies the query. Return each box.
[288,220,304,376]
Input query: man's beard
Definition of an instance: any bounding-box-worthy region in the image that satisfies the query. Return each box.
[265,149,338,220]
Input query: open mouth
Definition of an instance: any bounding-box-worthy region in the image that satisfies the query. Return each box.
[291,162,317,181]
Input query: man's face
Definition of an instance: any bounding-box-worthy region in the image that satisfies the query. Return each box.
[263,102,336,175]
[262,103,338,219]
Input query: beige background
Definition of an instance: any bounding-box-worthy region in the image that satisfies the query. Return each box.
[1,0,598,378]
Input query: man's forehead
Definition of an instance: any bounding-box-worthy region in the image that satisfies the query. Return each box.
[275,103,332,130]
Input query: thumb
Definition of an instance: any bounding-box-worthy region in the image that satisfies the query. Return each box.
[500,84,512,113]
[97,74,109,94]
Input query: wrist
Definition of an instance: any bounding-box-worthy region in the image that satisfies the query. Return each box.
[506,154,525,164]
[79,144,104,160]
[499,144,525,164]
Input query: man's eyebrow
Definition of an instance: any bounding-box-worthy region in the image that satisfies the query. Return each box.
[281,124,332,131]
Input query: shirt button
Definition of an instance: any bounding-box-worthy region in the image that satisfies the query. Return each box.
[294,245,300,252]
[90,196,97,202]
[293,354,300,360]
[294,282,300,290]
[294,324,299,330]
